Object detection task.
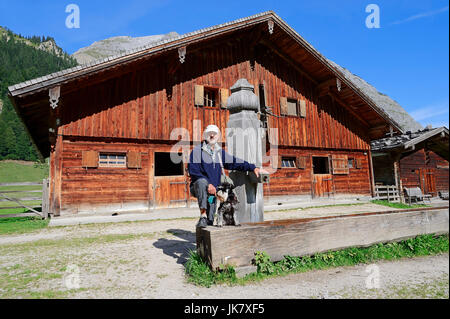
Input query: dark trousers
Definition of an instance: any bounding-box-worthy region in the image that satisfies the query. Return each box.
[190,178,217,223]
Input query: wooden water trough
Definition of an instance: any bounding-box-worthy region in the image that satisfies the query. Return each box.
[196,207,449,270]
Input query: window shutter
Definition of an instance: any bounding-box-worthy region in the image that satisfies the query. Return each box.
[219,88,229,109]
[299,99,307,118]
[355,158,363,169]
[277,155,283,169]
[332,155,349,174]
[82,150,98,168]
[296,156,307,169]
[127,151,141,169]
[270,155,277,169]
[194,84,204,106]
[280,96,288,115]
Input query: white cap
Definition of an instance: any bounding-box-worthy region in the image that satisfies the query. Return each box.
[204,124,220,135]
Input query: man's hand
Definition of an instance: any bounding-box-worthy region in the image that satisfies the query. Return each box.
[207,184,216,195]
[254,167,269,178]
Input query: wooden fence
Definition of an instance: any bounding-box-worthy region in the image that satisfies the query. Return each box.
[0,179,49,219]
[374,185,400,202]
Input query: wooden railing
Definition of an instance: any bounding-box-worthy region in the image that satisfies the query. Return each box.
[0,179,49,219]
[374,185,400,202]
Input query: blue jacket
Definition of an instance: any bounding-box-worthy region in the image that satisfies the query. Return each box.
[188,142,256,188]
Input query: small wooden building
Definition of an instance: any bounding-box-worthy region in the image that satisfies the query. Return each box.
[8,12,405,216]
[371,126,449,198]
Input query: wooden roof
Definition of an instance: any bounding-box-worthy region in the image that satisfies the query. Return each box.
[8,11,405,158]
[371,126,449,160]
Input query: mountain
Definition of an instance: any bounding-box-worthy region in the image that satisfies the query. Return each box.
[72,32,179,65]
[0,26,78,161]
[0,26,66,58]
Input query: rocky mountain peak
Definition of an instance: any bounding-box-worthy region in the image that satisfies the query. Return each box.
[72,31,179,65]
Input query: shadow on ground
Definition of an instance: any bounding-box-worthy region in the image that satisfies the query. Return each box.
[153,229,196,265]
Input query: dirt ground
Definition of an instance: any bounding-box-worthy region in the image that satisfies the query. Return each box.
[0,203,448,299]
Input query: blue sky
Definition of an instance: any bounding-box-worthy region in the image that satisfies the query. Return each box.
[1,0,448,129]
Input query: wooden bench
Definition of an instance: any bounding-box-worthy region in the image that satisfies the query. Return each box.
[439,191,449,200]
[404,187,432,205]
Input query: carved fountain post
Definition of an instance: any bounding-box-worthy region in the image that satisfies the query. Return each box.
[225,79,265,223]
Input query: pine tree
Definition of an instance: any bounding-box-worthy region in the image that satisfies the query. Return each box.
[0,29,78,161]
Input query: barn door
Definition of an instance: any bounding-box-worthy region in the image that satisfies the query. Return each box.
[312,156,334,198]
[419,168,437,197]
[153,152,188,208]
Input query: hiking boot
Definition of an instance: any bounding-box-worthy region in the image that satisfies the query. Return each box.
[196,217,208,228]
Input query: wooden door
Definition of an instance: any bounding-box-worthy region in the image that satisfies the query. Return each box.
[313,174,334,197]
[312,156,334,198]
[154,176,188,208]
[152,151,188,208]
[419,168,437,197]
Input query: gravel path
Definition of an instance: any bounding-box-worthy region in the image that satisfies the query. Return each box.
[0,203,447,299]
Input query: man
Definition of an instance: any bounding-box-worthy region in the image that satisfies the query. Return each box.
[188,124,260,228]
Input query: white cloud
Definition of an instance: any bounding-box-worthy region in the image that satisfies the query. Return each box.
[410,100,449,128]
[389,6,449,25]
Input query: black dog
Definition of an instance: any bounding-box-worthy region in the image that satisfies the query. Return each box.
[215,183,240,227]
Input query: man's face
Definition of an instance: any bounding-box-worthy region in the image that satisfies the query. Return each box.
[206,132,219,145]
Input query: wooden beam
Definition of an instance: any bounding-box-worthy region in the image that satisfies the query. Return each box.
[260,39,318,85]
[316,78,336,94]
[328,91,370,127]
[196,207,449,269]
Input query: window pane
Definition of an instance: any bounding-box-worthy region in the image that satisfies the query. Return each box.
[287,100,297,116]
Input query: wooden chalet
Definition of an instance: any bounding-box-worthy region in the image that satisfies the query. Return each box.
[8,11,405,216]
[371,126,449,198]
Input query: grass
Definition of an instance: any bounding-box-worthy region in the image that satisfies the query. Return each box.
[371,200,430,209]
[0,161,48,183]
[0,160,47,218]
[0,216,49,235]
[184,234,449,287]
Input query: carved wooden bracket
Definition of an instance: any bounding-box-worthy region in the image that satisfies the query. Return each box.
[49,86,60,109]
[268,20,274,34]
[178,46,186,63]
[336,78,342,92]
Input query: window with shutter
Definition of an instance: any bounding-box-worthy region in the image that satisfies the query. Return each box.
[98,152,126,168]
[332,155,349,175]
[281,157,297,168]
[286,98,298,116]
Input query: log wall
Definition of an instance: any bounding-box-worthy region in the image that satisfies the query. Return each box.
[400,149,449,195]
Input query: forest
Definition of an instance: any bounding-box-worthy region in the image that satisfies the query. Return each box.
[0,26,78,161]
